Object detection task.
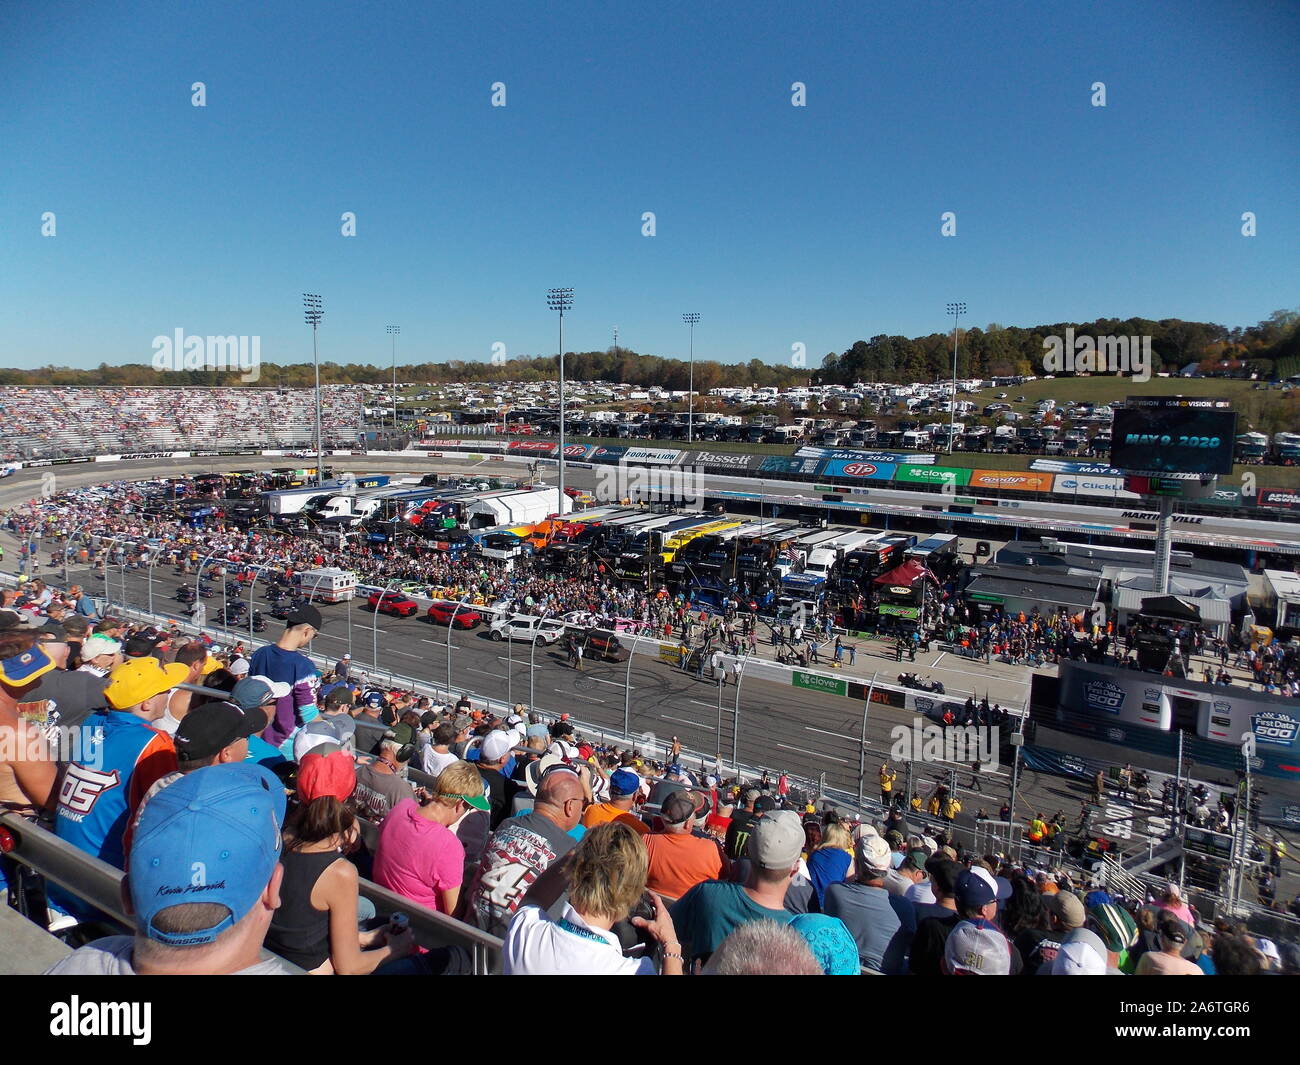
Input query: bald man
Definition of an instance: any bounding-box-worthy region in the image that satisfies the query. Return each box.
[464,768,585,938]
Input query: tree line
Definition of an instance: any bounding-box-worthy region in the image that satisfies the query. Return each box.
[2,310,1294,389]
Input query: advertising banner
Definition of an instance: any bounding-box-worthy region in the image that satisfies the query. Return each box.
[758,456,826,476]
[893,465,971,487]
[1051,474,1142,500]
[796,447,935,465]
[621,447,681,465]
[590,446,628,463]
[792,671,847,698]
[878,603,920,619]
[507,441,558,455]
[686,450,763,471]
[968,469,1055,492]
[1031,459,1125,476]
[821,459,897,480]
[1259,488,1300,510]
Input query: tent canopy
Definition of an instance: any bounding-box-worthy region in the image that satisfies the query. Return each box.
[873,558,938,587]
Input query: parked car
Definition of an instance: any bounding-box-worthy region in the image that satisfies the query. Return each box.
[427,600,485,628]
[366,591,419,617]
[489,614,567,644]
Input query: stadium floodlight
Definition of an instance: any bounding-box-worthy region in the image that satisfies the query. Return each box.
[682,313,701,443]
[546,288,574,505]
[303,294,324,485]
[387,326,400,433]
[946,302,966,454]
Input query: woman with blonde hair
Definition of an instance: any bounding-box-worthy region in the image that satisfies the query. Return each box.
[806,821,855,910]
[504,821,683,974]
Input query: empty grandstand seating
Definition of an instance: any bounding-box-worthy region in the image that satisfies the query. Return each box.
[0,387,362,458]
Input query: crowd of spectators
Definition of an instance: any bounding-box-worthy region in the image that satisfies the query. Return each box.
[0,571,1293,976]
[0,386,361,459]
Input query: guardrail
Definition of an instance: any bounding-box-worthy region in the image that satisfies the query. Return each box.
[0,812,502,973]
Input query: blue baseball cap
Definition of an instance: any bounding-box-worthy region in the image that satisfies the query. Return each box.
[609,769,640,797]
[955,869,997,910]
[129,763,287,946]
[0,644,56,687]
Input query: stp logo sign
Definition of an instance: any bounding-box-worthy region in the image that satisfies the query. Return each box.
[563,445,587,457]
[843,462,879,477]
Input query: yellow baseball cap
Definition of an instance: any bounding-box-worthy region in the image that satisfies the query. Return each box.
[200,655,222,676]
[105,657,191,710]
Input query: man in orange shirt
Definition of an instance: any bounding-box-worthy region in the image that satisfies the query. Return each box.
[645,792,726,900]
[580,768,648,836]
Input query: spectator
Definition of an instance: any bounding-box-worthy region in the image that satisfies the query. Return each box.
[421,721,465,778]
[0,637,59,811]
[292,685,358,761]
[1157,881,1195,927]
[786,912,861,975]
[942,919,1012,975]
[51,654,187,920]
[372,760,486,917]
[645,792,726,900]
[266,748,415,973]
[503,821,682,975]
[173,699,271,773]
[581,767,650,836]
[467,765,584,937]
[353,739,416,823]
[806,821,855,909]
[249,604,322,749]
[1087,901,1141,975]
[723,787,761,860]
[1135,911,1204,975]
[153,642,211,736]
[1048,927,1111,975]
[228,675,291,769]
[912,855,960,922]
[475,729,517,831]
[911,868,1021,975]
[1212,934,1262,976]
[45,764,292,975]
[671,809,805,966]
[76,634,121,678]
[823,829,914,974]
[703,920,822,976]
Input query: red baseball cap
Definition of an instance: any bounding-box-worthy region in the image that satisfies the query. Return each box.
[297,748,356,802]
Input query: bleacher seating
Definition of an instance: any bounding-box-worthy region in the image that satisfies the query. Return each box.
[0,386,363,459]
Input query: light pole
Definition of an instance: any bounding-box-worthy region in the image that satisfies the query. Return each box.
[682,313,700,443]
[304,293,324,485]
[387,326,400,434]
[945,302,965,453]
[547,288,574,507]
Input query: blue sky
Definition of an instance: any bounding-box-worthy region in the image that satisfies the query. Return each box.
[2,0,1297,371]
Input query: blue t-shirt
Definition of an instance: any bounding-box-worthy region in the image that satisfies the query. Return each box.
[806,847,853,909]
[245,733,289,770]
[670,880,790,962]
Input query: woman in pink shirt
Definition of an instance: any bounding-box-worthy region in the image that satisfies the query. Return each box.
[1158,882,1195,927]
[372,761,488,915]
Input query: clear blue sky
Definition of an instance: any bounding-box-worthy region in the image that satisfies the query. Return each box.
[2,0,1297,371]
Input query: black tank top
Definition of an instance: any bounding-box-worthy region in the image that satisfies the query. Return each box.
[265,847,342,971]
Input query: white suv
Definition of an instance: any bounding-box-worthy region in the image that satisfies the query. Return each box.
[489,614,567,644]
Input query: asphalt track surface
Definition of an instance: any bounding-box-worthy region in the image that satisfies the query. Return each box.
[0,455,1179,858]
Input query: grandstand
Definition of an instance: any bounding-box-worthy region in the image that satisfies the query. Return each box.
[0,386,363,458]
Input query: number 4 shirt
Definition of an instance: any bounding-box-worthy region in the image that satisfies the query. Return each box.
[468,810,576,938]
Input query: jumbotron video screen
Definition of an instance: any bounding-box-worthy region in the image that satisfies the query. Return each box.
[1110,397,1238,476]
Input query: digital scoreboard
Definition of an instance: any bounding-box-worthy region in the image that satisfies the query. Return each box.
[1110,397,1237,476]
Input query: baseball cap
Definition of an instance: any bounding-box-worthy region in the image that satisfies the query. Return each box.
[228,657,251,677]
[480,730,515,762]
[1050,928,1108,975]
[749,809,804,869]
[753,795,777,814]
[1087,903,1139,954]
[662,792,697,825]
[297,748,357,802]
[200,655,222,676]
[104,657,190,709]
[856,832,893,873]
[130,763,286,946]
[123,631,165,657]
[944,919,1011,975]
[524,754,567,796]
[230,675,291,712]
[1044,891,1086,929]
[40,620,67,640]
[0,644,57,687]
[324,686,355,709]
[901,849,930,873]
[284,604,323,630]
[609,769,640,797]
[174,701,270,763]
[0,610,43,632]
[955,869,997,910]
[341,653,351,660]
[81,635,122,660]
[969,865,1012,902]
